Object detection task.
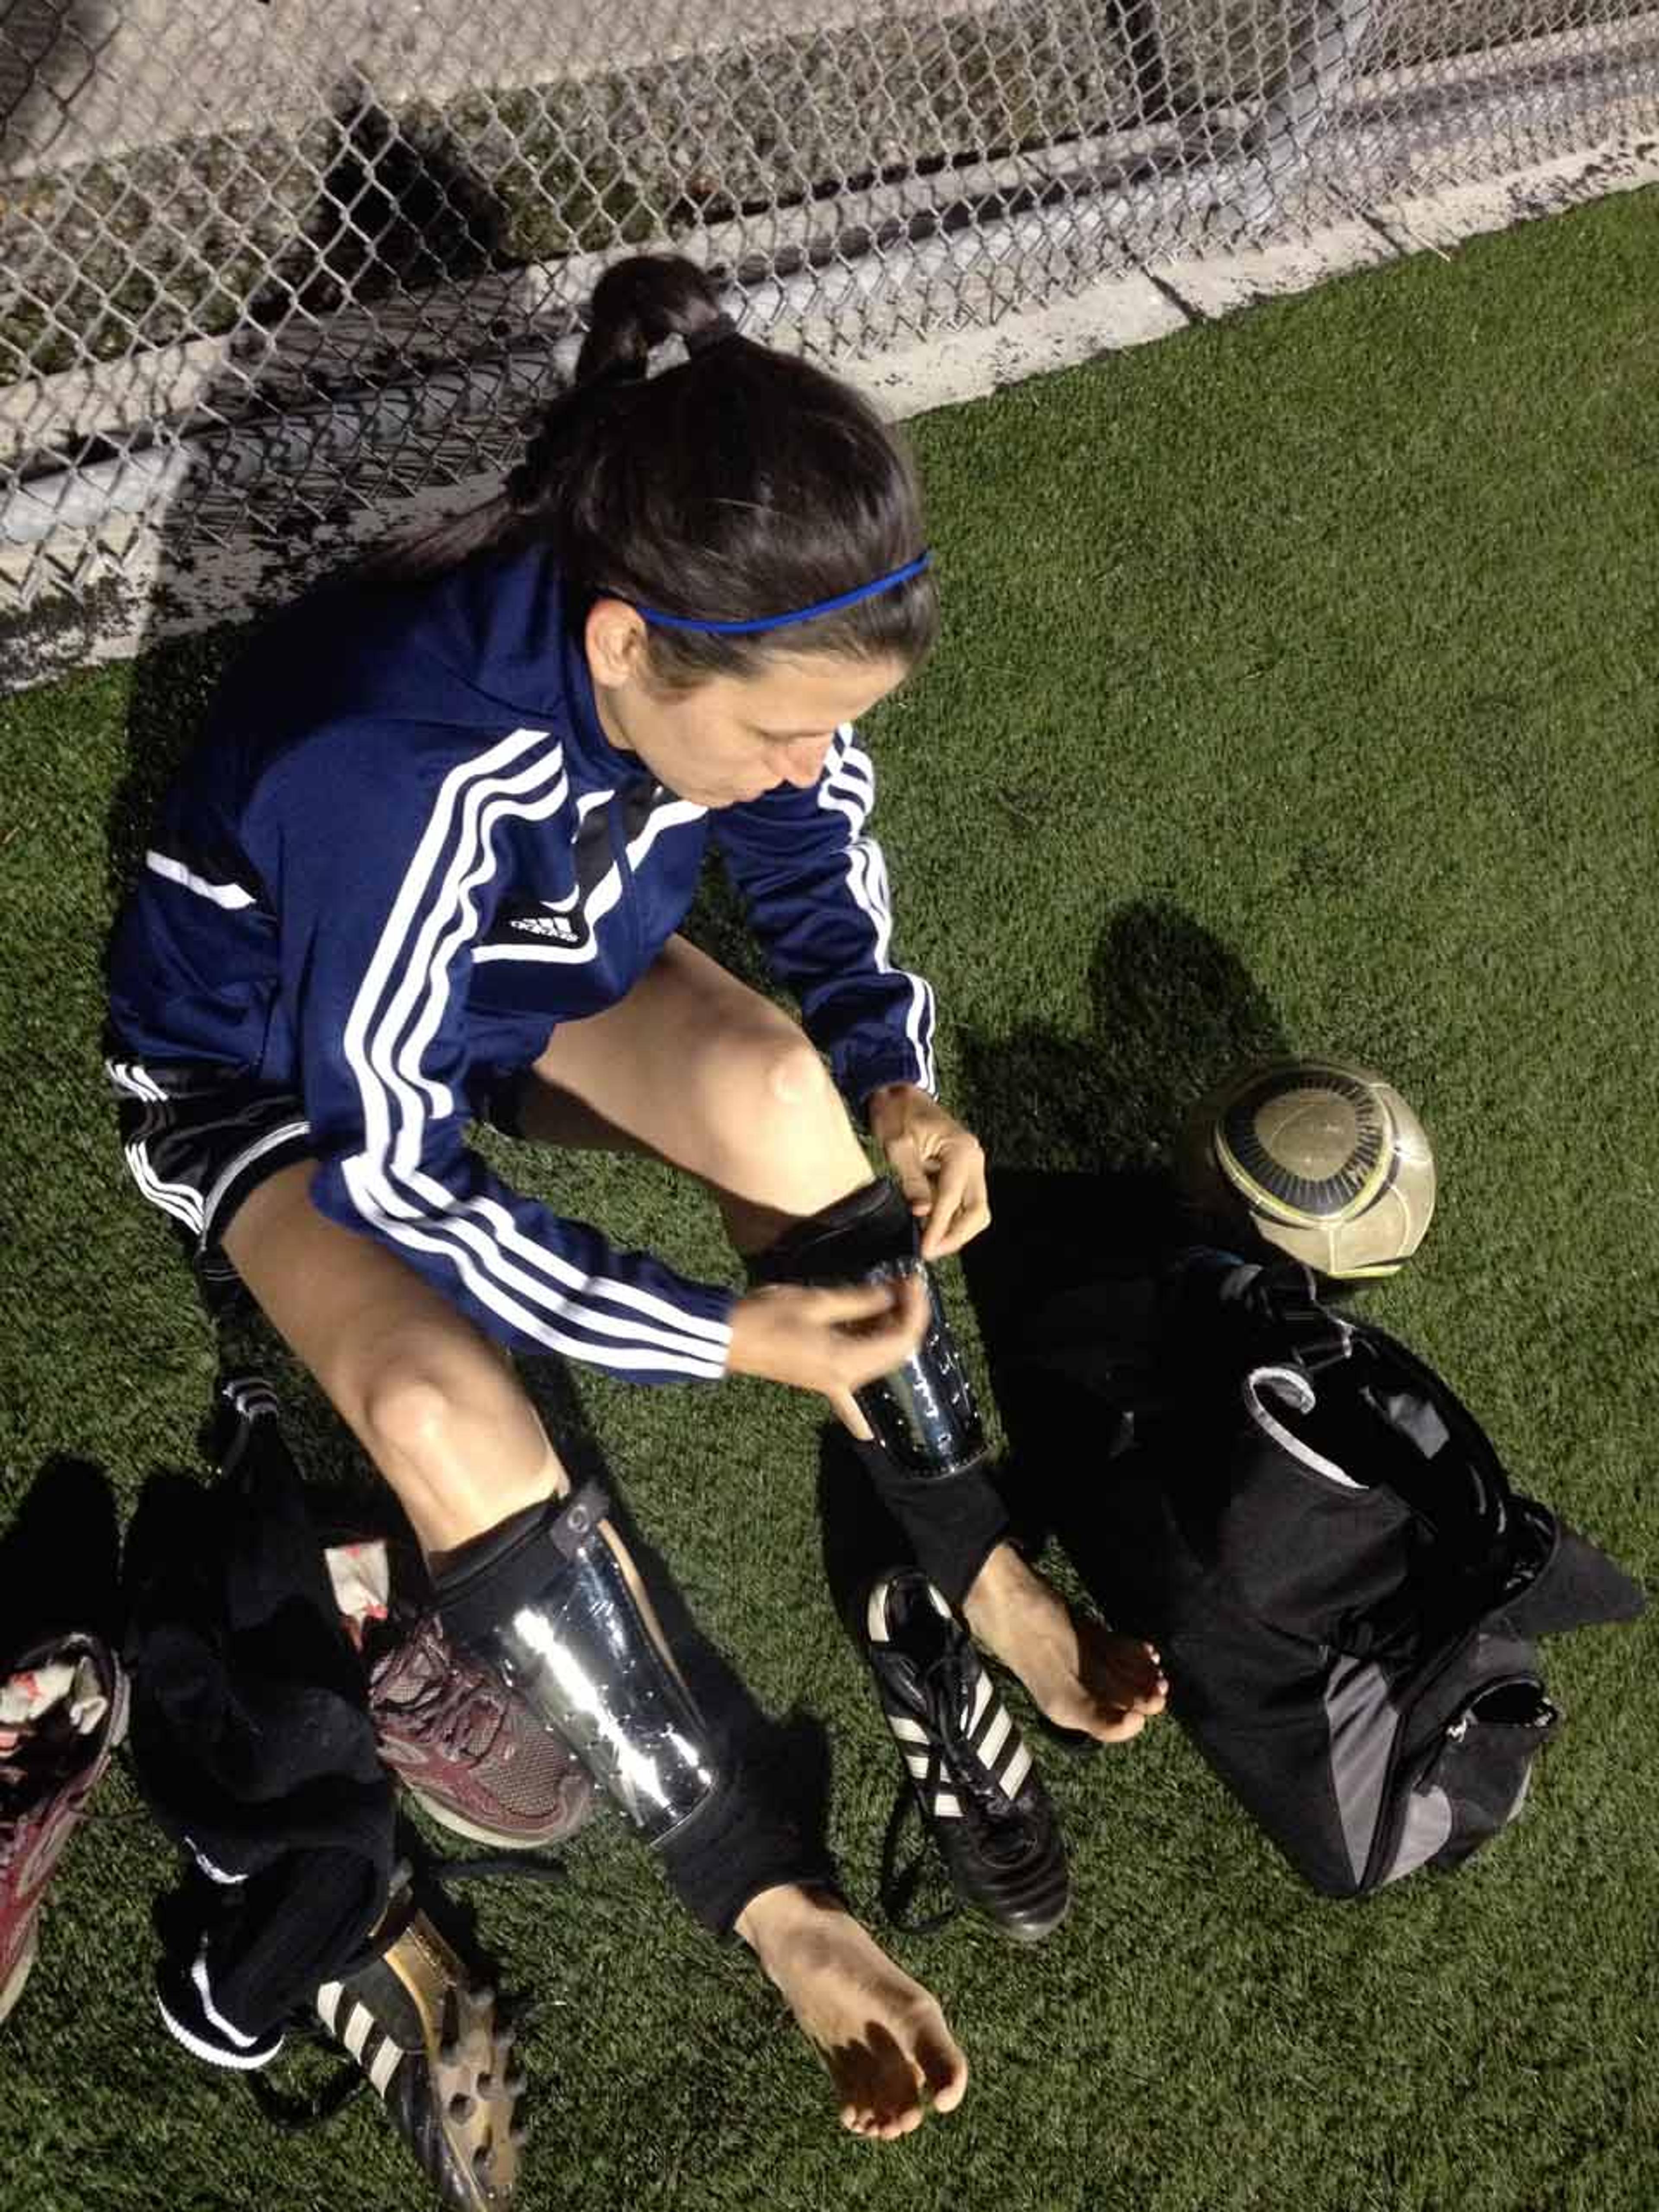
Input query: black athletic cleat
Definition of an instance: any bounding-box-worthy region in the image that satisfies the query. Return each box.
[863,1569,1069,1943]
[315,1870,524,2210]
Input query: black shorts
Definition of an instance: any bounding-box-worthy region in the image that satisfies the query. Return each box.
[106,1051,530,1305]
[107,1053,317,1304]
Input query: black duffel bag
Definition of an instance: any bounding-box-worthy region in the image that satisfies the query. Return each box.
[1017,1254,1645,1896]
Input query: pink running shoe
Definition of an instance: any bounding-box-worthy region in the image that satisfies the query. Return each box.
[369,1609,595,1853]
[0,1631,128,2024]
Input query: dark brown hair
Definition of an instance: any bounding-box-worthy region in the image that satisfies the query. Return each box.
[364,254,937,686]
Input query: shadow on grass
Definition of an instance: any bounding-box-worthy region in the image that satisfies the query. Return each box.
[951,896,1293,1564]
[0,1453,124,1657]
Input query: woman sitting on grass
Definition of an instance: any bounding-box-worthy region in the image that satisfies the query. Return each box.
[105,251,1161,2139]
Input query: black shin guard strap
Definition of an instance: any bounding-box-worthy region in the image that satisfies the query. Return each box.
[658,1770,839,1937]
[748,1176,922,1283]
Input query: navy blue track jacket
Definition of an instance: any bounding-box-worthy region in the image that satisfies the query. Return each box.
[106,544,938,1383]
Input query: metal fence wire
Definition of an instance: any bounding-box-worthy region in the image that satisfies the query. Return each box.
[3,0,1656,620]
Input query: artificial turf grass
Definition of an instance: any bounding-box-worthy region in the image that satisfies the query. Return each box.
[3,185,1659,2211]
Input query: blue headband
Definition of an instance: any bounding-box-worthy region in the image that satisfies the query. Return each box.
[632,552,932,637]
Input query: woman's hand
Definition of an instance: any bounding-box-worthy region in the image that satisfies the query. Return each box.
[866,1084,991,1260]
[727,1275,929,1397]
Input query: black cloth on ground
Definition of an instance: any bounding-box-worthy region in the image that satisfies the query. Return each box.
[124,1404,395,2066]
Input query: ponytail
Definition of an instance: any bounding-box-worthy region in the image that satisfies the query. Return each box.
[566,254,736,384]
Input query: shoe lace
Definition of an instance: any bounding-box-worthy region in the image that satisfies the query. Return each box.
[878,1788,959,1935]
[382,1630,509,1766]
[246,2033,369,2133]
[926,1656,1033,1846]
[0,1774,26,1869]
[0,1739,79,1864]
[245,1855,556,2134]
[877,1655,1033,1935]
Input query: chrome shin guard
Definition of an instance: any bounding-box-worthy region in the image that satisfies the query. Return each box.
[751,1177,988,1477]
[435,1485,716,1845]
[752,1179,1007,1603]
[855,1263,988,1475]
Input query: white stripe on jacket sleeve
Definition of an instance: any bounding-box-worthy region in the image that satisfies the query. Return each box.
[144,849,260,909]
[336,727,729,1377]
[817,727,938,1093]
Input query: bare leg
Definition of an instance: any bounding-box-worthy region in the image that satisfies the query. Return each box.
[222,1156,964,2135]
[513,933,874,1259]
[515,937,1164,1740]
[223,1160,567,1554]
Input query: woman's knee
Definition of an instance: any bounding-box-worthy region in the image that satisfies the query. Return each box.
[349,1327,514,1478]
[358,1357,461,1471]
[732,1023,849,1156]
[705,1024,871,1246]
[721,1022,862,1185]
[353,1340,565,1554]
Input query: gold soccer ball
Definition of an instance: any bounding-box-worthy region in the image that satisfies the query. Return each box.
[1179,1060,1436,1279]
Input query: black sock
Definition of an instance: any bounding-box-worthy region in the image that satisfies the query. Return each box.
[845,1436,1009,1609]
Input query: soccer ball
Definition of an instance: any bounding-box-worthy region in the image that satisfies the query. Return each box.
[1178,1059,1436,1278]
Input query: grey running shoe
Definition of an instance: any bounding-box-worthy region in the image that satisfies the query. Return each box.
[316,1871,524,2210]
[369,1609,596,1852]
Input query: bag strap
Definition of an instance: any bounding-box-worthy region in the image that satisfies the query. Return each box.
[1213,1258,1359,1376]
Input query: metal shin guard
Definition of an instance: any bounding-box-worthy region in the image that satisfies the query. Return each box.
[858,1266,987,1478]
[751,1177,987,1473]
[753,1179,1009,1603]
[434,1484,716,1846]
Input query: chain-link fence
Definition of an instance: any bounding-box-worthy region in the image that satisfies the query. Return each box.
[3,0,1656,655]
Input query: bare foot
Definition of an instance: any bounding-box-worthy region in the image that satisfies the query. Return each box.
[962,1542,1167,1744]
[735,1884,968,2139]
